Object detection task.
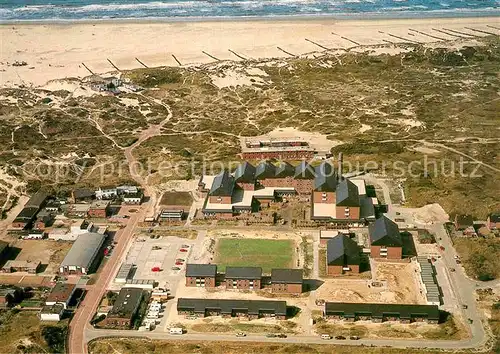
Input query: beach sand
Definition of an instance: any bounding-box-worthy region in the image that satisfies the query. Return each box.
[0,17,498,87]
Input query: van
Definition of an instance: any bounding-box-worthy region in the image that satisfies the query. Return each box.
[321,334,331,340]
[169,327,183,335]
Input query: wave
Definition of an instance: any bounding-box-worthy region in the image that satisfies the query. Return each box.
[1,0,499,21]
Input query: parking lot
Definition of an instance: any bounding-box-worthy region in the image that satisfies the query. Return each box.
[125,235,193,286]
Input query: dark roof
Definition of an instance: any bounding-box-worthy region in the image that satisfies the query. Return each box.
[314,174,338,192]
[315,161,335,177]
[489,213,500,223]
[14,207,39,222]
[271,269,303,284]
[294,161,315,179]
[0,240,9,255]
[225,266,262,279]
[107,287,144,319]
[72,188,95,200]
[177,298,287,316]
[209,170,235,196]
[455,214,474,228]
[255,161,276,180]
[46,283,76,303]
[234,162,256,183]
[275,162,295,178]
[25,191,48,209]
[186,264,217,278]
[327,234,361,266]
[324,302,440,321]
[369,216,403,247]
[336,179,360,207]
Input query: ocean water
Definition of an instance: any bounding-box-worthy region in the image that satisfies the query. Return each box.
[0,0,499,22]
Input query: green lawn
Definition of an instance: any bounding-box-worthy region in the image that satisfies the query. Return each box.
[215,238,294,273]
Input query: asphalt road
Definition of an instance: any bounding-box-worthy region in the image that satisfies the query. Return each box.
[69,206,146,354]
[85,326,485,350]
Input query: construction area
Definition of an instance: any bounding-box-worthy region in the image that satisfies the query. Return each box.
[316,260,427,305]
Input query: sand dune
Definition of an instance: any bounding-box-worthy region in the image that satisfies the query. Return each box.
[0,17,498,87]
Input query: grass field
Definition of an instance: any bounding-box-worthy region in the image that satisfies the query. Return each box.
[215,238,294,273]
[159,191,193,206]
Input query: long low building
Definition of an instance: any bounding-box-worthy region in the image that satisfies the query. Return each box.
[59,232,106,275]
[177,298,287,320]
[324,302,440,323]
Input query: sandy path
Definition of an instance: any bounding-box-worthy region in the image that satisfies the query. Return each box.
[1,17,498,87]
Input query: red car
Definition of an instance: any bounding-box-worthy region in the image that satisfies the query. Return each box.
[151,266,161,272]
[179,249,188,252]
[175,261,183,265]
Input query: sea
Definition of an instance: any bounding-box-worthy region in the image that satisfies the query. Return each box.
[0,0,499,22]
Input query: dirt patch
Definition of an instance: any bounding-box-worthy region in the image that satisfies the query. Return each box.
[9,240,72,275]
[316,261,425,305]
[159,191,193,207]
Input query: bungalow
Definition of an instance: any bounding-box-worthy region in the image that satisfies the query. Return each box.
[46,283,76,309]
[369,216,403,259]
[40,304,65,322]
[88,200,110,218]
[71,188,95,203]
[123,191,143,205]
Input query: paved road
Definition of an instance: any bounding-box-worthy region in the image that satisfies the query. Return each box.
[69,206,146,354]
[85,326,486,350]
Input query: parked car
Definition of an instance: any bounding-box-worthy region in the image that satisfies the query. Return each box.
[449,268,456,272]
[179,249,188,252]
[335,335,346,340]
[462,304,468,309]
[151,267,161,272]
[349,336,360,340]
[171,266,181,271]
[266,333,276,338]
[321,334,331,340]
[468,318,474,324]
[277,334,287,338]
[175,258,185,262]
[236,332,246,337]
[175,261,183,266]
[181,244,190,248]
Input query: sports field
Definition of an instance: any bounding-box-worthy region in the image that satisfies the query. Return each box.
[215,238,294,273]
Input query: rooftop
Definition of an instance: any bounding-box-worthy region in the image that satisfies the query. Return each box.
[271,268,303,284]
[234,162,256,183]
[186,264,217,278]
[90,200,110,209]
[0,240,8,254]
[107,287,144,319]
[369,216,403,247]
[336,179,360,207]
[60,232,106,268]
[177,298,287,316]
[324,302,440,321]
[327,234,361,266]
[46,283,76,303]
[225,266,262,279]
[312,203,336,219]
[25,191,48,209]
[41,303,64,315]
[72,188,95,200]
[2,260,40,269]
[209,170,235,197]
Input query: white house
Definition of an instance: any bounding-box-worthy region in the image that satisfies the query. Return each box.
[22,231,44,240]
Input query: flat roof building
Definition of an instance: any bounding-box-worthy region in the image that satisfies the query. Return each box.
[59,232,106,275]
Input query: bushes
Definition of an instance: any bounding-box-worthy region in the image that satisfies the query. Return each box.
[41,325,67,354]
[454,238,500,281]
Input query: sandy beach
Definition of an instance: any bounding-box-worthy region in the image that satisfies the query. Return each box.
[0,17,498,87]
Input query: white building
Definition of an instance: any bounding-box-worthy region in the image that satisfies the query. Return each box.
[95,187,117,200]
[39,304,64,322]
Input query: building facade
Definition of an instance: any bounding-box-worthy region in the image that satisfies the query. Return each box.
[185,264,217,288]
[225,267,262,290]
[369,216,403,259]
[271,269,303,294]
